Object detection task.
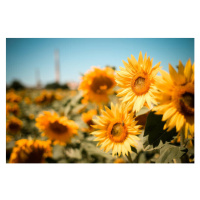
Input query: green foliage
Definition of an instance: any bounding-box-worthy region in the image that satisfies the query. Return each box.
[143,111,178,151]
[8,80,25,91]
[105,65,116,70]
[131,146,137,154]
[155,144,187,163]
[45,82,69,89]
[63,91,84,118]
[6,89,194,163]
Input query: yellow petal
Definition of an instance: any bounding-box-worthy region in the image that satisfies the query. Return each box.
[127,57,136,72]
[184,59,193,82]
[162,107,177,121]
[178,60,184,75]
[160,69,173,85]
[176,114,185,132]
[117,87,132,97]
[122,60,134,75]
[112,144,118,156]
[117,144,122,156]
[169,64,179,82]
[138,51,143,66]
[124,140,131,153]
[104,106,114,118]
[144,52,147,63]
[131,54,138,66]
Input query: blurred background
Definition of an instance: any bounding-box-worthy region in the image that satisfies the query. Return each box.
[6,38,194,90]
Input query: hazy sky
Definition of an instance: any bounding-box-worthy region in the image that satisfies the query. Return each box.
[6,38,194,87]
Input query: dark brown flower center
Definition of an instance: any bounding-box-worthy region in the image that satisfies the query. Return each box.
[108,121,128,143]
[9,122,21,131]
[87,119,94,127]
[49,121,68,134]
[134,77,146,90]
[179,92,194,116]
[131,74,150,95]
[90,76,113,94]
[19,148,45,163]
[111,123,124,137]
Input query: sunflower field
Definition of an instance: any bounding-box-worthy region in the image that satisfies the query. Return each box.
[6,52,194,163]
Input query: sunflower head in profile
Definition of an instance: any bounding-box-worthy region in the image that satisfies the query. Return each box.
[152,59,194,138]
[35,90,62,105]
[116,52,161,113]
[9,139,52,163]
[6,103,20,116]
[6,116,23,134]
[91,103,141,157]
[82,109,97,131]
[79,66,116,105]
[35,111,79,145]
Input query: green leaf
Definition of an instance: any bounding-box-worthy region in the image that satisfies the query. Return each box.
[52,145,65,160]
[65,148,82,160]
[70,91,83,106]
[80,142,113,160]
[156,144,187,163]
[45,157,57,163]
[131,146,137,154]
[143,111,178,151]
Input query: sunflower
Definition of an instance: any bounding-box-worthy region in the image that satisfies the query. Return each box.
[91,103,141,157]
[24,97,32,104]
[82,109,97,129]
[6,135,13,143]
[171,133,193,149]
[6,116,23,134]
[9,139,52,163]
[35,111,79,145]
[29,113,35,120]
[6,90,22,103]
[35,90,62,105]
[116,52,161,113]
[113,158,126,163]
[6,103,20,116]
[79,66,116,104]
[152,59,194,138]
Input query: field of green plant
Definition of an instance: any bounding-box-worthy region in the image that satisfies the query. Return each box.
[6,53,194,163]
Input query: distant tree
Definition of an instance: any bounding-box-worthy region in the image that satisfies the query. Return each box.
[6,84,10,91]
[60,84,70,89]
[45,82,69,90]
[9,80,25,90]
[105,65,116,70]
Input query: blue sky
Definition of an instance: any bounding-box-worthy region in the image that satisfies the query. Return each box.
[6,38,194,87]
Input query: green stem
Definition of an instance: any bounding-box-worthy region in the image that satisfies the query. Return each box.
[126,152,133,163]
[180,127,185,147]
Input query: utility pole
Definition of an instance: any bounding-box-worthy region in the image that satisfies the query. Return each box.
[54,49,60,83]
[35,69,41,89]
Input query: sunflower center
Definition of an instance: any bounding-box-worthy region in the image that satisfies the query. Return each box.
[9,122,21,132]
[90,76,113,94]
[131,74,150,95]
[19,148,45,163]
[108,122,127,143]
[134,77,146,89]
[49,121,68,134]
[111,123,124,137]
[179,92,194,116]
[87,119,94,127]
